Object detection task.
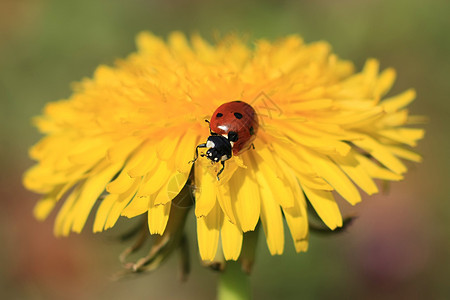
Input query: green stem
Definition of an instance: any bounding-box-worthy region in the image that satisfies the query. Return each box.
[218,262,251,300]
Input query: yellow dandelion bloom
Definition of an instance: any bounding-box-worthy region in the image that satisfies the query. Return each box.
[24,32,424,263]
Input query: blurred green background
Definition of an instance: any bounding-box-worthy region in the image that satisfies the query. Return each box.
[1,0,449,299]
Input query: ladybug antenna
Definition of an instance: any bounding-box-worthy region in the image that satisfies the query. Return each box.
[204,119,215,135]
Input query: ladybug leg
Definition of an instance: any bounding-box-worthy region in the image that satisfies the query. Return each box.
[190,143,207,163]
[204,120,215,135]
[217,161,226,180]
[248,143,255,150]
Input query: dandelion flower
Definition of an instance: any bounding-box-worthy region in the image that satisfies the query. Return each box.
[24,32,424,266]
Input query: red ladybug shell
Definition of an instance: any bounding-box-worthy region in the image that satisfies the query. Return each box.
[209,101,259,155]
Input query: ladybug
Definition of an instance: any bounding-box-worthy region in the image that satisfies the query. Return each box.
[192,101,259,179]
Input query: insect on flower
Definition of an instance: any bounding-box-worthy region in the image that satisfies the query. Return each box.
[192,101,259,179]
[23,31,425,272]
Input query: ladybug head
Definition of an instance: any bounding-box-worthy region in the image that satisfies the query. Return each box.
[205,135,232,162]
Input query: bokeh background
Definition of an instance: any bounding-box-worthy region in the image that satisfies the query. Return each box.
[1,0,449,299]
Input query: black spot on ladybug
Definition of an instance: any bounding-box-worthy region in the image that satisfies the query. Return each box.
[249,126,254,136]
[234,112,243,119]
[216,113,223,118]
[228,131,238,142]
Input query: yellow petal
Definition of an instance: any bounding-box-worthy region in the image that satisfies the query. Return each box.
[152,171,189,206]
[166,172,190,201]
[106,169,136,195]
[93,194,118,232]
[290,99,333,111]
[221,219,243,260]
[301,184,342,230]
[106,136,142,162]
[258,171,285,255]
[103,178,142,230]
[148,191,171,235]
[197,202,222,261]
[121,195,150,218]
[331,151,378,196]
[157,134,181,162]
[298,86,325,100]
[380,110,408,127]
[336,98,377,111]
[168,31,194,59]
[127,146,158,178]
[354,136,407,174]
[138,161,172,196]
[194,161,217,218]
[301,148,361,205]
[313,107,383,127]
[136,31,166,54]
[54,185,82,236]
[253,151,294,208]
[34,195,58,221]
[107,143,155,195]
[68,161,122,233]
[281,123,351,156]
[374,68,396,98]
[24,163,87,194]
[382,89,416,113]
[282,171,309,252]
[174,130,200,174]
[387,145,423,162]
[272,143,333,191]
[253,141,279,173]
[355,154,403,181]
[300,121,362,141]
[191,33,215,62]
[363,59,379,83]
[229,153,260,232]
[341,107,385,128]
[33,182,74,221]
[66,137,110,165]
[378,128,425,147]
[217,184,237,224]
